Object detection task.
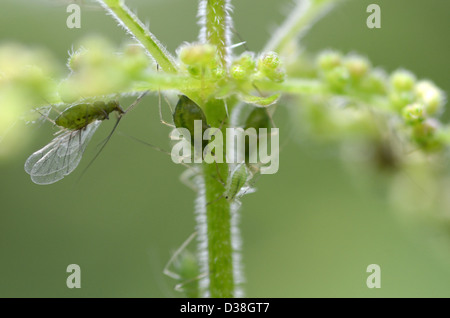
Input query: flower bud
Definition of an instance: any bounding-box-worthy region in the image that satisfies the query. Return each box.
[389,91,415,112]
[179,43,217,66]
[415,80,445,115]
[390,69,416,92]
[402,103,425,125]
[412,118,442,150]
[317,50,342,71]
[344,55,370,80]
[231,64,246,81]
[325,66,350,91]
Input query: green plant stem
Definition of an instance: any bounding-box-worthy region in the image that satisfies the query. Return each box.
[195,0,236,298]
[99,0,178,73]
[255,78,326,95]
[200,96,234,298]
[202,162,233,298]
[202,0,231,68]
[264,0,337,53]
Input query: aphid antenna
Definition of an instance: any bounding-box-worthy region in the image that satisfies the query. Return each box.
[120,132,195,173]
[76,92,148,183]
[39,96,62,116]
[122,132,225,190]
[122,90,149,115]
[35,108,56,126]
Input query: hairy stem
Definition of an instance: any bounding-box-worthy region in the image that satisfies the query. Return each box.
[198,0,232,68]
[202,162,233,298]
[98,0,178,73]
[194,0,237,298]
[264,0,338,53]
[200,97,235,298]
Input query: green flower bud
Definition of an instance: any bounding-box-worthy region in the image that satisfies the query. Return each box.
[235,52,256,72]
[415,80,445,115]
[121,44,150,78]
[231,64,246,81]
[67,48,86,72]
[267,68,285,83]
[402,103,425,125]
[257,51,285,82]
[317,50,342,71]
[212,67,226,80]
[389,91,415,112]
[324,66,350,91]
[412,118,442,151]
[179,43,217,66]
[390,69,416,92]
[344,54,370,80]
[260,51,280,70]
[358,68,387,95]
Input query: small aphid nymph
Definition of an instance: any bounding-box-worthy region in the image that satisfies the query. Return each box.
[224,164,249,202]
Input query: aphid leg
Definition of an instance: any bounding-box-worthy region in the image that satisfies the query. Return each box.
[163,231,198,280]
[223,99,229,118]
[266,108,278,135]
[62,130,75,174]
[174,272,208,294]
[179,168,199,192]
[206,193,226,206]
[155,63,175,128]
[158,89,175,128]
[215,163,226,186]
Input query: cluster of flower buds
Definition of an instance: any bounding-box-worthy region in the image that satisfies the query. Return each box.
[315,50,447,152]
[178,43,285,106]
[63,37,152,103]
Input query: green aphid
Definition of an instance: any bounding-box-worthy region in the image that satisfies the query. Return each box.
[25,93,147,185]
[224,164,249,202]
[170,249,200,298]
[164,232,202,298]
[55,100,124,130]
[173,95,209,149]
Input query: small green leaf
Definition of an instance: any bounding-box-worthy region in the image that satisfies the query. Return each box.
[239,93,280,107]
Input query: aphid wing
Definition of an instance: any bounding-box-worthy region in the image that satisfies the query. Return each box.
[27,121,101,185]
[24,137,61,174]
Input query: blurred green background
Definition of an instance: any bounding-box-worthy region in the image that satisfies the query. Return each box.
[1,0,450,297]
